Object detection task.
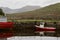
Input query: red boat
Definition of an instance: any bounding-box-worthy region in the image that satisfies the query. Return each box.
[0,22,56,38]
[0,22,14,28]
[0,22,14,38]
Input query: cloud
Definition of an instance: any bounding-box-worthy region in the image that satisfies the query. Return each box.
[0,0,60,9]
[28,0,60,7]
[0,0,29,9]
[41,0,60,7]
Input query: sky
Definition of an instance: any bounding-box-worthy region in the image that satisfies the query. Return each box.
[0,0,60,9]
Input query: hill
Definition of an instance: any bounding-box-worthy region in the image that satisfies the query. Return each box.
[6,3,60,20]
[1,6,40,14]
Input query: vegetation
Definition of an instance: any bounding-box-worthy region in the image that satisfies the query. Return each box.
[0,8,5,16]
[6,3,60,22]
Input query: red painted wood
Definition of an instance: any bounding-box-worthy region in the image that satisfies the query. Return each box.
[36,27,56,32]
[0,22,14,28]
[0,32,13,38]
[0,22,14,38]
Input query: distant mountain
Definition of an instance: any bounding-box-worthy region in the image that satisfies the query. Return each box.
[7,3,60,20]
[1,6,40,14]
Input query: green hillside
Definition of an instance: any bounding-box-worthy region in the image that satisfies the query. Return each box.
[7,3,60,21]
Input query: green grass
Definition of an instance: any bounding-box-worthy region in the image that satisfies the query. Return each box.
[8,19,60,22]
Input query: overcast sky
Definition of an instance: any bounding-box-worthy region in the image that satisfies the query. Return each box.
[0,0,60,9]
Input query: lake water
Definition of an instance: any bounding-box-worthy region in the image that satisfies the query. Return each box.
[7,36,60,40]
